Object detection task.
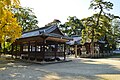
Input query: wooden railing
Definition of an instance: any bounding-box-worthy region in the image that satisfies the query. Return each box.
[12,51,65,59]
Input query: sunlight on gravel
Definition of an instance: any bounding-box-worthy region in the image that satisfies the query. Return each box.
[0,55,120,80]
[7,62,14,66]
[42,73,61,80]
[96,74,120,80]
[0,67,6,71]
[9,73,21,77]
[92,59,120,69]
[41,73,99,80]
[13,65,27,68]
[82,61,104,65]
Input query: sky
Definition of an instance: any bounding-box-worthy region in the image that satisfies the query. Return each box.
[20,0,120,27]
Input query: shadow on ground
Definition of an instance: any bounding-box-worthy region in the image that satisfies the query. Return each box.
[0,55,120,80]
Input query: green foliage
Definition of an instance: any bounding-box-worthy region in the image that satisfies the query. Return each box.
[12,6,39,32]
[81,0,115,44]
[81,0,120,52]
[89,0,113,11]
[45,19,61,27]
[112,19,120,37]
[0,0,22,52]
[60,16,84,36]
[81,14,112,44]
[109,19,120,45]
[1,42,11,49]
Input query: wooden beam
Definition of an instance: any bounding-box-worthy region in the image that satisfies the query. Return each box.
[46,37,68,43]
[16,36,43,43]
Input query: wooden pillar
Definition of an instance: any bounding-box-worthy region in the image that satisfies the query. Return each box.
[64,43,66,60]
[42,39,46,61]
[20,43,23,59]
[55,44,58,59]
[20,43,23,53]
[75,45,77,58]
[28,41,30,60]
[41,36,48,61]
[35,41,37,60]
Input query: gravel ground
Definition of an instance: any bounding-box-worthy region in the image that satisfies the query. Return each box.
[0,56,120,80]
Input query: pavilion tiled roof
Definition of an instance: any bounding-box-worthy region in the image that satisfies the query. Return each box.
[20,25,71,40]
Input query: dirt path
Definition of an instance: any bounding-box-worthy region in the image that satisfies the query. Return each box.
[0,57,120,80]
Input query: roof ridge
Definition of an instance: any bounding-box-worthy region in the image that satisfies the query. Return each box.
[23,26,52,34]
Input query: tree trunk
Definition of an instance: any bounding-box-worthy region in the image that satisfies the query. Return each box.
[90,4,103,58]
[0,43,1,58]
[90,29,95,57]
[91,42,95,58]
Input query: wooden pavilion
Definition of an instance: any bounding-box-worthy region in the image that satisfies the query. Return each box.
[67,35,112,58]
[11,25,71,61]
